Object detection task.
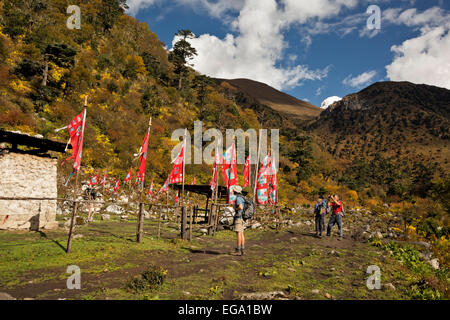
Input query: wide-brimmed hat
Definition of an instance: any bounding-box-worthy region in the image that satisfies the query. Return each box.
[231,185,243,193]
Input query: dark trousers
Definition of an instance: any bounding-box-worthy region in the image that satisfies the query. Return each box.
[315,214,324,233]
[327,214,343,237]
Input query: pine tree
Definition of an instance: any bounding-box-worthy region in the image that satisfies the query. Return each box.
[169,29,197,90]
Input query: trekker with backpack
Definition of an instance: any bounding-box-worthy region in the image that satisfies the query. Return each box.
[230,185,254,256]
[314,195,327,238]
[326,195,344,240]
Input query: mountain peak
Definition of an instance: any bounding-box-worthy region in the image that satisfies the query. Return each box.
[309,81,450,167]
[218,78,321,120]
[323,81,450,116]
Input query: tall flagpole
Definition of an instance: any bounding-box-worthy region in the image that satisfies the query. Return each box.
[214,145,220,204]
[181,128,187,204]
[253,129,261,203]
[68,96,87,254]
[75,96,88,194]
[141,117,152,201]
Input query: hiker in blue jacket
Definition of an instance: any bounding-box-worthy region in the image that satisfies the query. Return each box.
[230,185,246,256]
[314,195,327,238]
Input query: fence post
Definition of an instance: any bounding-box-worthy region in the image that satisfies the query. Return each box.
[157,205,162,240]
[213,205,220,236]
[66,201,78,254]
[208,205,214,235]
[137,202,144,243]
[189,206,193,241]
[181,206,187,240]
[277,206,281,230]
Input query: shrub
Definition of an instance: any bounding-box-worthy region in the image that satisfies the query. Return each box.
[417,218,448,239]
[126,265,167,294]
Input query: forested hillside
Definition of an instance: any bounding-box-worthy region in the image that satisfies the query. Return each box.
[0,0,267,190]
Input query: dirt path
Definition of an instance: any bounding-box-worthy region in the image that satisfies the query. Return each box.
[0,220,408,300]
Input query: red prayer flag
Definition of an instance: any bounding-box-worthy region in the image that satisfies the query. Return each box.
[101,174,107,186]
[221,143,238,188]
[269,160,278,204]
[61,110,86,172]
[137,129,150,183]
[243,155,251,187]
[124,168,132,183]
[89,175,99,186]
[210,150,221,191]
[159,177,170,193]
[168,142,184,184]
[113,179,120,192]
[256,154,271,205]
[148,180,154,196]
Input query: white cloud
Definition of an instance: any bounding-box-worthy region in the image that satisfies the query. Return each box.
[384,7,450,90]
[127,0,157,16]
[130,0,362,90]
[386,27,450,89]
[343,70,377,87]
[384,7,450,28]
[174,0,360,90]
[315,86,324,96]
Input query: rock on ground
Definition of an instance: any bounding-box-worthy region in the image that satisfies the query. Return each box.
[0,292,15,300]
[240,291,288,300]
[429,258,440,270]
[383,283,396,291]
[251,222,262,229]
[106,204,125,215]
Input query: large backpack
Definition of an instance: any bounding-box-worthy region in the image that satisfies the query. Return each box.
[237,195,255,221]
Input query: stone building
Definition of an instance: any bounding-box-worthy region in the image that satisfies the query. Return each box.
[0,130,68,230]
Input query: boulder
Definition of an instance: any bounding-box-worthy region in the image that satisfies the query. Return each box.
[219,216,234,226]
[429,258,440,270]
[106,204,124,215]
[240,291,288,300]
[251,222,262,229]
[101,214,110,221]
[0,292,16,300]
[383,283,396,291]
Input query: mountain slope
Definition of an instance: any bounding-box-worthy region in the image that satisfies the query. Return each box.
[308,81,450,169]
[218,78,321,120]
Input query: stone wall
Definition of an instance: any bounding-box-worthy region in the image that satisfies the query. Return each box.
[0,152,58,230]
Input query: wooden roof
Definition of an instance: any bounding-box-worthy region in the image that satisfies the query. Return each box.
[171,184,248,199]
[0,130,71,155]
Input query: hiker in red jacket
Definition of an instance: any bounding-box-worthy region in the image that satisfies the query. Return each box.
[326,195,344,240]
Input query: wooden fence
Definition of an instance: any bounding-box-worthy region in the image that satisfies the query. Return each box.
[0,197,283,254]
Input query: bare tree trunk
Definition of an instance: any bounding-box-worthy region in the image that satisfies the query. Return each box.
[42,56,48,87]
[178,70,183,91]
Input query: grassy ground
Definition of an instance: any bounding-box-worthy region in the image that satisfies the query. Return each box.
[0,214,446,300]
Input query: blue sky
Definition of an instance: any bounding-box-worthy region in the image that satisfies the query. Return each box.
[127,0,450,107]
